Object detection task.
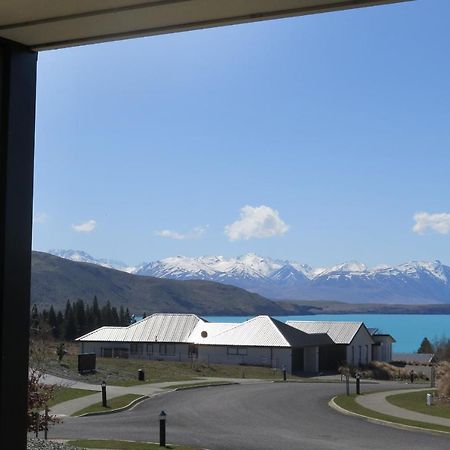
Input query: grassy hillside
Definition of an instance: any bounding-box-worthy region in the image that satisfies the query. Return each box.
[31,251,291,315]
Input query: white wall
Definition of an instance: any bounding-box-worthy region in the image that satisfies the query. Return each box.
[197,345,292,373]
[371,336,393,362]
[346,327,373,366]
[79,341,191,362]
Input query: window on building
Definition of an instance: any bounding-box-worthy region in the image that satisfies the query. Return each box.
[159,343,175,355]
[130,343,143,354]
[227,347,247,355]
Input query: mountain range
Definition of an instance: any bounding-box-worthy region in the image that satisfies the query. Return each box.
[32,251,289,315]
[48,250,450,304]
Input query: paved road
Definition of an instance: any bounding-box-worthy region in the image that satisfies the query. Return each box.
[48,382,449,449]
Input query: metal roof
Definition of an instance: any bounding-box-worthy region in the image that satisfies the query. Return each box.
[0,0,409,51]
[76,326,128,342]
[202,315,326,348]
[392,353,435,364]
[77,313,203,342]
[188,322,238,344]
[286,320,372,345]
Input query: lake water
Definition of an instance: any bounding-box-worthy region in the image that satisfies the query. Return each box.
[204,314,450,353]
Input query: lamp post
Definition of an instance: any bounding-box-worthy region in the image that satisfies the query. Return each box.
[355,372,361,395]
[101,381,107,407]
[159,410,167,447]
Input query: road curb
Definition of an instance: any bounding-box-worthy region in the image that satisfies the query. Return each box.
[77,394,150,417]
[329,396,450,436]
[76,382,240,417]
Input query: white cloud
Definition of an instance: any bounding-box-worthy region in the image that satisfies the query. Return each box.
[413,212,450,235]
[33,212,48,224]
[225,205,289,241]
[155,226,207,240]
[72,219,97,233]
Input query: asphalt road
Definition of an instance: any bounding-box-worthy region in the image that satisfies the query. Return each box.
[48,382,449,450]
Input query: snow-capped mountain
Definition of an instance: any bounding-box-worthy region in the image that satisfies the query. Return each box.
[48,249,450,304]
[48,249,136,273]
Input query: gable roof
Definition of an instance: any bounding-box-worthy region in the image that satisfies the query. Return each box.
[286,320,373,345]
[200,315,330,348]
[188,322,238,344]
[76,313,203,342]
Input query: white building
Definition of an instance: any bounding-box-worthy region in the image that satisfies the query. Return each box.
[77,313,394,373]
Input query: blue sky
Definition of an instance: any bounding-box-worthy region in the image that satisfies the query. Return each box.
[32,0,450,268]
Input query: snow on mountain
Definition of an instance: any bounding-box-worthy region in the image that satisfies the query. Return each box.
[49,249,450,303]
[48,249,136,273]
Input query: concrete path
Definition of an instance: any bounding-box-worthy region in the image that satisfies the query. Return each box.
[356,387,450,427]
[44,374,266,417]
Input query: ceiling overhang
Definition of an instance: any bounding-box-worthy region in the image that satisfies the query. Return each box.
[0,0,411,51]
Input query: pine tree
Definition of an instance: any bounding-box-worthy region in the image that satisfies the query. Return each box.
[125,308,131,325]
[64,300,77,341]
[101,300,113,325]
[92,295,101,327]
[55,311,64,338]
[111,306,119,326]
[30,304,40,335]
[48,306,58,338]
[74,299,87,335]
[418,337,434,354]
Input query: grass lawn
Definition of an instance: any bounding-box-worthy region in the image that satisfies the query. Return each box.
[386,390,450,419]
[47,387,97,407]
[73,394,143,416]
[333,394,450,434]
[39,342,293,386]
[67,439,200,449]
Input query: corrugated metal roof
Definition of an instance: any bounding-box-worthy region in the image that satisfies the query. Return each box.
[202,316,326,348]
[188,322,238,344]
[76,326,127,342]
[76,313,203,342]
[286,321,370,345]
[392,353,435,364]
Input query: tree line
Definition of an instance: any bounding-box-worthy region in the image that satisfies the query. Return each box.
[418,336,450,361]
[30,296,133,341]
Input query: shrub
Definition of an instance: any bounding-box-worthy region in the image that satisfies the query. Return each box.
[436,362,450,402]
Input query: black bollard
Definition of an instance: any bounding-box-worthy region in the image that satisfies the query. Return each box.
[345,375,350,396]
[159,411,167,447]
[356,373,361,395]
[101,380,107,407]
[282,365,287,381]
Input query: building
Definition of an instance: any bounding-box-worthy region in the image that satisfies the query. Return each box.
[77,313,394,373]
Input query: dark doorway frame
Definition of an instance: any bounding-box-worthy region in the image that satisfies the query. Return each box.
[0,37,37,448]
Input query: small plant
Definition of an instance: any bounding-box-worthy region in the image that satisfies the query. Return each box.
[56,342,68,362]
[28,368,61,434]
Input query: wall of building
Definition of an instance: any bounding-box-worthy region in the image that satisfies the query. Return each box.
[346,327,373,366]
[372,336,393,362]
[196,345,292,373]
[303,346,319,373]
[79,341,192,362]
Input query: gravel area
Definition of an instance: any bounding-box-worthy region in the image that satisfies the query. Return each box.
[27,438,83,450]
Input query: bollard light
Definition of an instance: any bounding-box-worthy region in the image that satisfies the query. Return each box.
[159,410,167,447]
[101,380,107,407]
[426,393,432,406]
[355,373,361,395]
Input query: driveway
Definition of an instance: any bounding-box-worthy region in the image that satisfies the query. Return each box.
[48,382,450,450]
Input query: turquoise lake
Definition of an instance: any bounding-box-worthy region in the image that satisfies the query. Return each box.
[203,314,450,353]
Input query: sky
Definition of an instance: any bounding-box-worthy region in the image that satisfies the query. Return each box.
[32,0,450,268]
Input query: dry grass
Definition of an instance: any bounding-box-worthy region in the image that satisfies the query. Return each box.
[437,362,450,402]
[339,361,428,381]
